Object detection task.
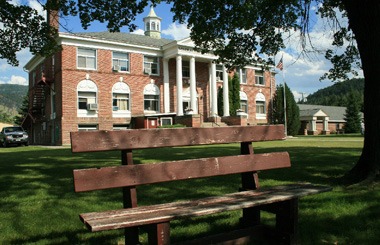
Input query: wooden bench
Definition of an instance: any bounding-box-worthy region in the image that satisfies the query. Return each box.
[70,125,331,245]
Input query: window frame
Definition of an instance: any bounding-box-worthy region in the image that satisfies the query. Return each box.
[112,52,130,72]
[255,71,265,86]
[77,48,97,70]
[143,56,160,76]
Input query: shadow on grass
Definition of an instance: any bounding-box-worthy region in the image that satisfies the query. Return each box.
[0,139,373,244]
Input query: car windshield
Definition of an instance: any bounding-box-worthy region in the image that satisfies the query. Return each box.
[4,127,24,133]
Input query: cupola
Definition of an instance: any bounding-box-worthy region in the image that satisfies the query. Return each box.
[143,6,162,39]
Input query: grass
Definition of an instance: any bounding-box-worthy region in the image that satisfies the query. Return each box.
[0,135,379,244]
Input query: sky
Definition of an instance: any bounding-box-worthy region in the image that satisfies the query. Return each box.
[0,1,363,101]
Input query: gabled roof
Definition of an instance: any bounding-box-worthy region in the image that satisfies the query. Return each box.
[298,104,348,121]
[299,109,328,118]
[71,31,174,48]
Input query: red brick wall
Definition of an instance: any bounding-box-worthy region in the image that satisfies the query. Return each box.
[29,43,276,145]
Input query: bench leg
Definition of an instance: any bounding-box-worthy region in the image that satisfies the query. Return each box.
[125,227,140,245]
[240,206,261,227]
[275,198,299,245]
[147,222,170,245]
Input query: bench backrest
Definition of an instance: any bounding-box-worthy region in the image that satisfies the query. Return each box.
[70,125,289,194]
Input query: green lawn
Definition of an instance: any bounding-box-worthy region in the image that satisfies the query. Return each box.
[0,135,379,244]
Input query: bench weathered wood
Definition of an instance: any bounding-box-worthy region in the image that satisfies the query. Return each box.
[70,125,331,245]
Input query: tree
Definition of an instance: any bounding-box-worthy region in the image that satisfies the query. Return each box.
[1,1,379,183]
[229,73,241,116]
[14,94,29,126]
[272,83,300,136]
[343,92,361,134]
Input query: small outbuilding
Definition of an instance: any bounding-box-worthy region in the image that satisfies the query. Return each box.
[298,104,349,135]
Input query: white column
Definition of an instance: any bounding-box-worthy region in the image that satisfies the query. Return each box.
[210,62,218,117]
[189,57,197,114]
[176,55,184,116]
[222,65,230,116]
[163,58,170,113]
[311,117,317,131]
[323,117,329,131]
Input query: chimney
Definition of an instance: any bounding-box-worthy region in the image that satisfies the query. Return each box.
[46,0,59,31]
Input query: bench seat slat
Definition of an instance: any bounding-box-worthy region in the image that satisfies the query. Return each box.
[74,152,290,192]
[71,125,285,152]
[80,184,332,232]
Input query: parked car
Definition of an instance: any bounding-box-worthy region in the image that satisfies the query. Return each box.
[0,126,29,147]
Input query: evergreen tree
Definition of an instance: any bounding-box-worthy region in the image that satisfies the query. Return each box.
[272,84,300,136]
[343,92,361,133]
[14,94,29,126]
[217,86,223,117]
[229,73,240,116]
[0,110,13,124]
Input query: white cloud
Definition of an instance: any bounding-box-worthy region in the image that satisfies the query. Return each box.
[162,23,190,40]
[0,75,27,86]
[132,28,145,35]
[274,8,362,96]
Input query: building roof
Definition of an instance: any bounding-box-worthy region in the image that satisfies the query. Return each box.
[297,104,347,121]
[72,31,174,48]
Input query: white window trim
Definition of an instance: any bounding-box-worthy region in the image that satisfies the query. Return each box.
[77,80,98,118]
[112,52,130,73]
[255,93,266,119]
[143,56,160,76]
[143,83,160,113]
[112,82,131,118]
[255,72,265,86]
[77,48,97,70]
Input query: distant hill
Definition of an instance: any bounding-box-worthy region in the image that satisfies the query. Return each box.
[300,78,364,110]
[0,84,28,118]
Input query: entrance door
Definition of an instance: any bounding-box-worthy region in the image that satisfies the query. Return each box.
[147,117,159,129]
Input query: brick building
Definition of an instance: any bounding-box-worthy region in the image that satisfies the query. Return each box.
[23,8,276,145]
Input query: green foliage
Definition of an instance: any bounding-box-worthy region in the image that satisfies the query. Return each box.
[217,86,224,117]
[229,73,240,116]
[0,84,28,122]
[302,78,364,110]
[0,109,13,124]
[14,95,29,126]
[272,83,300,136]
[0,1,59,66]
[343,93,361,133]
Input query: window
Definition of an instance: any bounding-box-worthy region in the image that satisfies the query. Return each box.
[255,71,265,85]
[144,83,160,112]
[240,91,248,113]
[144,56,159,75]
[78,92,96,109]
[256,93,266,119]
[146,22,150,31]
[77,48,96,70]
[182,61,190,78]
[237,68,247,84]
[256,101,265,114]
[112,82,131,118]
[144,95,159,111]
[77,79,98,117]
[151,22,156,31]
[216,65,224,81]
[113,124,129,130]
[78,125,98,131]
[160,117,173,126]
[113,93,129,110]
[112,52,129,72]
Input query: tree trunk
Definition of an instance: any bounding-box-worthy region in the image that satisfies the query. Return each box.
[343,0,380,183]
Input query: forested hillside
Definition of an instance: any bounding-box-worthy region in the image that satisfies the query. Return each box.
[0,84,28,122]
[300,78,364,110]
